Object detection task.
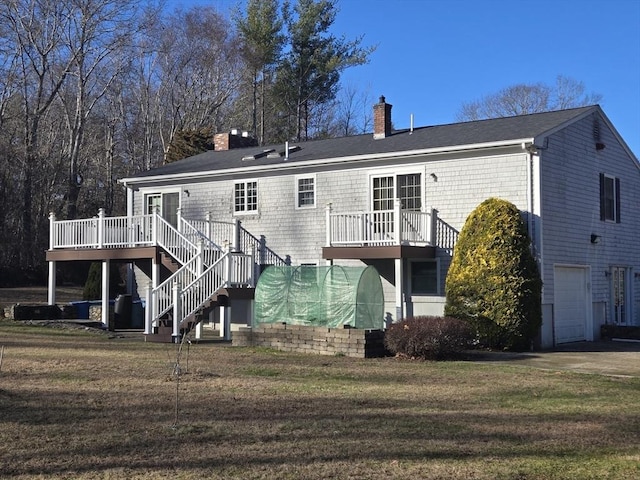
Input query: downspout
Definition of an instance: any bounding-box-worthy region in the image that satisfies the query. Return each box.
[127,185,134,218]
[126,185,135,296]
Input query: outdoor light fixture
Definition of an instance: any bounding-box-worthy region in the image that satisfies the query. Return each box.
[590,234,601,244]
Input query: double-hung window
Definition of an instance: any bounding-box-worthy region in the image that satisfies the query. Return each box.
[296,175,315,208]
[235,181,258,213]
[599,173,620,223]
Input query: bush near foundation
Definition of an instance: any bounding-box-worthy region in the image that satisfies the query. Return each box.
[384,316,474,360]
[444,198,542,351]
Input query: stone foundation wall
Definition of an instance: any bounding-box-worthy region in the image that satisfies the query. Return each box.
[232,323,387,358]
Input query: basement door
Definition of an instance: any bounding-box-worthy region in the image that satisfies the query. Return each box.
[553,266,591,344]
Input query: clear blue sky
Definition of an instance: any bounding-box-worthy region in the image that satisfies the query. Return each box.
[172,0,640,157]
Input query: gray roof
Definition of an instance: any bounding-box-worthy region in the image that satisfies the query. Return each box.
[130,106,597,179]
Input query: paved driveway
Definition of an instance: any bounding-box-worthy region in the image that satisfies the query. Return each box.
[473,340,640,377]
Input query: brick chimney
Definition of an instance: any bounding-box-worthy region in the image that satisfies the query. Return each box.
[214,130,258,151]
[373,95,392,139]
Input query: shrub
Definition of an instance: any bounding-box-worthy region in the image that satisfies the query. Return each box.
[384,316,475,360]
[83,262,125,300]
[444,198,542,351]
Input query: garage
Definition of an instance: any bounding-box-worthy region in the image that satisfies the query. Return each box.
[553,266,591,344]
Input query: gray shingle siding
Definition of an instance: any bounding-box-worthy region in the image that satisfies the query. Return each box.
[540,112,640,326]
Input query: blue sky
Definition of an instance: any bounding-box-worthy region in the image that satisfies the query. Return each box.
[172,0,640,157]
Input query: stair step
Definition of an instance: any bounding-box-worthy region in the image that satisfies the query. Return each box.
[144,333,178,343]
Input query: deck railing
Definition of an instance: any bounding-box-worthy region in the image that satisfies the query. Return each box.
[326,200,438,247]
[49,211,156,249]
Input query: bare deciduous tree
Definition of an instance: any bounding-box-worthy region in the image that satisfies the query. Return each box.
[153,7,242,161]
[456,75,603,121]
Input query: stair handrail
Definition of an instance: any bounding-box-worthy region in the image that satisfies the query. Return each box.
[153,213,198,266]
[180,250,254,323]
[182,215,289,267]
[152,254,202,320]
[238,225,289,266]
[178,217,228,267]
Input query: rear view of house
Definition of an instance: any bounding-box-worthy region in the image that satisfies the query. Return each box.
[47,97,640,348]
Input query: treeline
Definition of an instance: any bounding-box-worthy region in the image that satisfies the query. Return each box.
[0,0,373,284]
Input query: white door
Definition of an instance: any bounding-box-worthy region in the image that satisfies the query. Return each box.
[611,266,628,325]
[554,266,590,344]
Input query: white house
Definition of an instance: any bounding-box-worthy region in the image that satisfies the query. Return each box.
[47,97,640,348]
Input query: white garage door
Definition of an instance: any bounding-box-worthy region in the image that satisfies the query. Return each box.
[554,266,589,344]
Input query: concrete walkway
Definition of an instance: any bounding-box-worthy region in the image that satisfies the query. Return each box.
[473,340,640,377]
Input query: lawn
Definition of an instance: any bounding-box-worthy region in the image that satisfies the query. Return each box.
[0,320,638,479]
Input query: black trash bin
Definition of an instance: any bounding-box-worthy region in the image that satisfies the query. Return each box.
[114,294,132,329]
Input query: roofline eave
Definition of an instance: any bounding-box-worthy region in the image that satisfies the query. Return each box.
[119,137,536,188]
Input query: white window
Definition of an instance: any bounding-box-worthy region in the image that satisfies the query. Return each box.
[410,260,439,295]
[296,175,315,208]
[372,173,422,211]
[235,181,258,213]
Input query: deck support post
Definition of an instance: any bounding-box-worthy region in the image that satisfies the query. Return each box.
[219,305,230,340]
[48,213,57,305]
[47,260,56,305]
[394,258,404,322]
[172,280,181,342]
[102,260,110,329]
[144,286,152,335]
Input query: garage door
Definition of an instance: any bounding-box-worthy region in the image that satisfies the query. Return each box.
[554,266,589,344]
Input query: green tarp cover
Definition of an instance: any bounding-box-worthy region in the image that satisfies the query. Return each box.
[254,265,384,330]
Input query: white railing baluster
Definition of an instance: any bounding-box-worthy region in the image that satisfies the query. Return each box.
[327,207,435,247]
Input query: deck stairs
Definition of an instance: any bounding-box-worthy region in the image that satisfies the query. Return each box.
[144,214,288,342]
[48,210,288,342]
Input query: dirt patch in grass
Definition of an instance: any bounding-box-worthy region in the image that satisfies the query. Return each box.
[1,321,639,479]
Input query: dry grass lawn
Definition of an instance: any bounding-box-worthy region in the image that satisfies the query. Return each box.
[0,319,639,479]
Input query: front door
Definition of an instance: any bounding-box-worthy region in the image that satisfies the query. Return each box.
[611,267,628,325]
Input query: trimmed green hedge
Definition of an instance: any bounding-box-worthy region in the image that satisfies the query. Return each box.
[444,198,542,350]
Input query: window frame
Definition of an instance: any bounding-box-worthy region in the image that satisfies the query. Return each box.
[295,174,316,209]
[370,169,424,212]
[599,173,620,223]
[234,180,258,215]
[142,189,182,227]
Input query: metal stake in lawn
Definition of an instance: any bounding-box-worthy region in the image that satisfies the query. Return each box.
[172,334,191,428]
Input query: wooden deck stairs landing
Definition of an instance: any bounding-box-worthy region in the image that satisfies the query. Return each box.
[47,211,287,344]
